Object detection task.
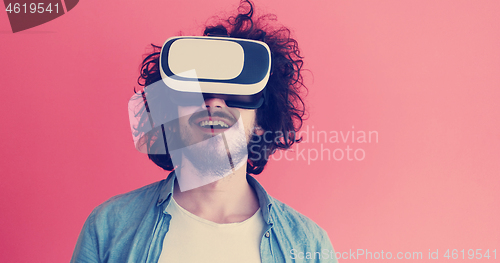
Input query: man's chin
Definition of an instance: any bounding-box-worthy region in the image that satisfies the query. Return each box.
[183,139,247,169]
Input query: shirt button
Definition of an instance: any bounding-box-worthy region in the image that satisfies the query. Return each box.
[265,232,270,238]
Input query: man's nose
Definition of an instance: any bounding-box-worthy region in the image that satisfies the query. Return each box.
[204,97,227,109]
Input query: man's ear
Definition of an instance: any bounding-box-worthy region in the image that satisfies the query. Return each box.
[253,126,264,136]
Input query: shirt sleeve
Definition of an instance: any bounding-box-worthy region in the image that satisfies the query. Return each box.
[70,211,100,263]
[319,228,338,263]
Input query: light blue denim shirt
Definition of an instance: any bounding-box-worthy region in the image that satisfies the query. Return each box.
[71,172,338,263]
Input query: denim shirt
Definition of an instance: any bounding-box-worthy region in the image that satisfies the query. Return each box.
[70,172,338,263]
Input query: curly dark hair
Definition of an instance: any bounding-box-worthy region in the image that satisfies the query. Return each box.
[134,0,307,175]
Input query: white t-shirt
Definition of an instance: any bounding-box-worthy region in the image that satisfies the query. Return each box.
[158,197,266,263]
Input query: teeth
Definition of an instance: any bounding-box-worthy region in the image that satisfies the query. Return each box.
[199,120,230,128]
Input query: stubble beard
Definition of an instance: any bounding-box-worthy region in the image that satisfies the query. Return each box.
[180,120,250,177]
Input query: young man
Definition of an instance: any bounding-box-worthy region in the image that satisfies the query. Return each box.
[71,1,337,262]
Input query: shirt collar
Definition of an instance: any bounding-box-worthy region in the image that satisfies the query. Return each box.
[157,171,273,225]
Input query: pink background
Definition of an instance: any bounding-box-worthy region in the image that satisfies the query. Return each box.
[1,0,499,262]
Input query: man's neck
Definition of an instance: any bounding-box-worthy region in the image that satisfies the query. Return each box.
[172,161,260,224]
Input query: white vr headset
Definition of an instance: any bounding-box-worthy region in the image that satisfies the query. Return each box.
[159,36,272,109]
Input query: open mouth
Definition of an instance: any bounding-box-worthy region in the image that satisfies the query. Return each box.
[192,115,237,134]
[189,109,239,134]
[198,120,231,129]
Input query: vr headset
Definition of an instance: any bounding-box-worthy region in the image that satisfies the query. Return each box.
[159,36,272,109]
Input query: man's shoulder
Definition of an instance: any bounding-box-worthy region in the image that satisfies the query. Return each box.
[98,179,165,209]
[268,196,329,243]
[88,179,166,224]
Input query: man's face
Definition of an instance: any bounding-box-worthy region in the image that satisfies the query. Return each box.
[175,97,260,176]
